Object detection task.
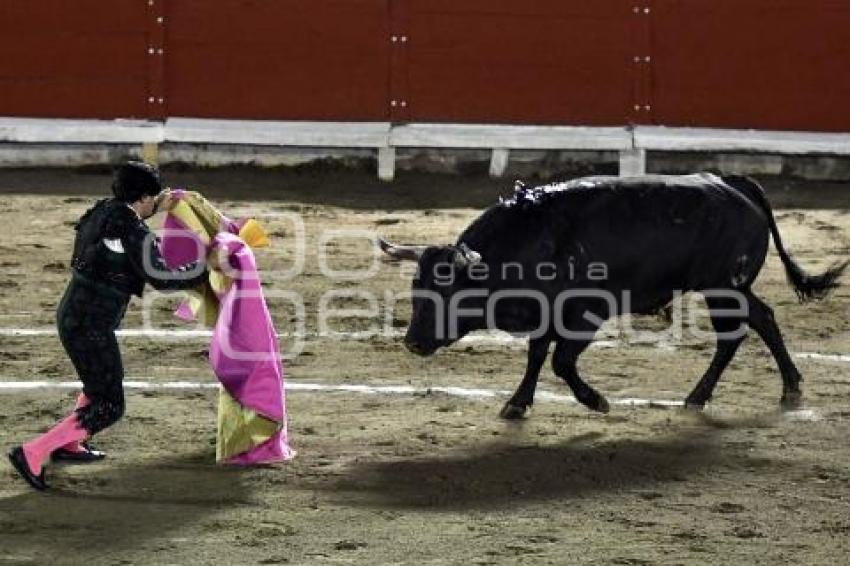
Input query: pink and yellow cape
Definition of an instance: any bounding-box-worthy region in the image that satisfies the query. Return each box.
[160,190,294,465]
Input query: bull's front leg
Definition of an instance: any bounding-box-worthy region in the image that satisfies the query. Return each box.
[552,337,610,414]
[500,338,551,420]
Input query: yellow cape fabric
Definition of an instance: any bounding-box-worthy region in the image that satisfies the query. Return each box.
[216,389,282,462]
[167,191,278,463]
[169,194,271,326]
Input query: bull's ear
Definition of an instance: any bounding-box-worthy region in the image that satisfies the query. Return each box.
[377,237,427,262]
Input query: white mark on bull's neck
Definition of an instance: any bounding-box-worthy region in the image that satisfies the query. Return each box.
[500,180,583,208]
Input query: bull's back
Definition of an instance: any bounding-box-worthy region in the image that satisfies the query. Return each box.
[463,174,770,303]
[564,174,770,295]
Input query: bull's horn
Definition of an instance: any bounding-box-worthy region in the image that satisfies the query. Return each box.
[454,242,483,267]
[377,237,427,261]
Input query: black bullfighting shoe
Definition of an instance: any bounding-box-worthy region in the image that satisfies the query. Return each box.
[52,442,106,463]
[8,446,48,491]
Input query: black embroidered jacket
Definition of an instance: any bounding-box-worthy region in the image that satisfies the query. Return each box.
[70,198,208,297]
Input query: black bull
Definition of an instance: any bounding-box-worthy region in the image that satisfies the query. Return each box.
[379,174,847,419]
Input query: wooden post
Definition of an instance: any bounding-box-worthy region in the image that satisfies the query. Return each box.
[378,146,395,181]
[141,142,160,165]
[489,148,510,178]
[619,148,646,176]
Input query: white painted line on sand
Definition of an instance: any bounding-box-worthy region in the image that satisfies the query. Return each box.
[794,352,850,363]
[0,378,676,407]
[0,380,219,391]
[0,380,829,421]
[782,409,822,422]
[0,328,213,338]
[2,327,847,364]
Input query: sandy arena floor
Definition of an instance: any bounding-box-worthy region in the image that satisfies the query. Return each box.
[0,168,848,565]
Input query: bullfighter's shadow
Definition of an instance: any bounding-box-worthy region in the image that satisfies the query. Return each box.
[327,429,771,511]
[0,451,250,563]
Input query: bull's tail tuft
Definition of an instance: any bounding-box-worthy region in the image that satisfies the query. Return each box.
[784,258,848,302]
[723,175,849,302]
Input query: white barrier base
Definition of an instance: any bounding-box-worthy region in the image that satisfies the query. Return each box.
[2,117,850,180]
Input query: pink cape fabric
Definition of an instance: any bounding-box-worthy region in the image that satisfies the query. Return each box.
[160,192,293,464]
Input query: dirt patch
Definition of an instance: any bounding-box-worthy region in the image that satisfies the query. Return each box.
[0,169,848,564]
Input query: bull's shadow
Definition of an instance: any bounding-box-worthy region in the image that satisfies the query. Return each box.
[0,451,251,564]
[327,429,765,511]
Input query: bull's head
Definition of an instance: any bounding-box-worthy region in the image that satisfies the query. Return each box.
[379,237,484,356]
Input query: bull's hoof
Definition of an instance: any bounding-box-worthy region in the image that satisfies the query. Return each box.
[499,402,529,420]
[683,394,707,411]
[593,395,611,414]
[781,390,803,411]
[578,393,610,414]
[576,389,610,414]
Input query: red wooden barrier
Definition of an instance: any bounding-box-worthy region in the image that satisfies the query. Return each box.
[392,0,639,125]
[651,0,850,132]
[0,0,153,118]
[0,1,848,132]
[165,0,391,121]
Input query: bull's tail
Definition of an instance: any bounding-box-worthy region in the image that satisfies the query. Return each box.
[723,175,848,302]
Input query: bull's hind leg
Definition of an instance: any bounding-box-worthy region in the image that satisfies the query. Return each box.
[552,338,610,413]
[500,338,551,420]
[744,291,804,409]
[685,296,748,409]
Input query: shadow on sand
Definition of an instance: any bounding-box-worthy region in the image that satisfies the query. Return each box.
[0,451,250,563]
[323,429,773,511]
